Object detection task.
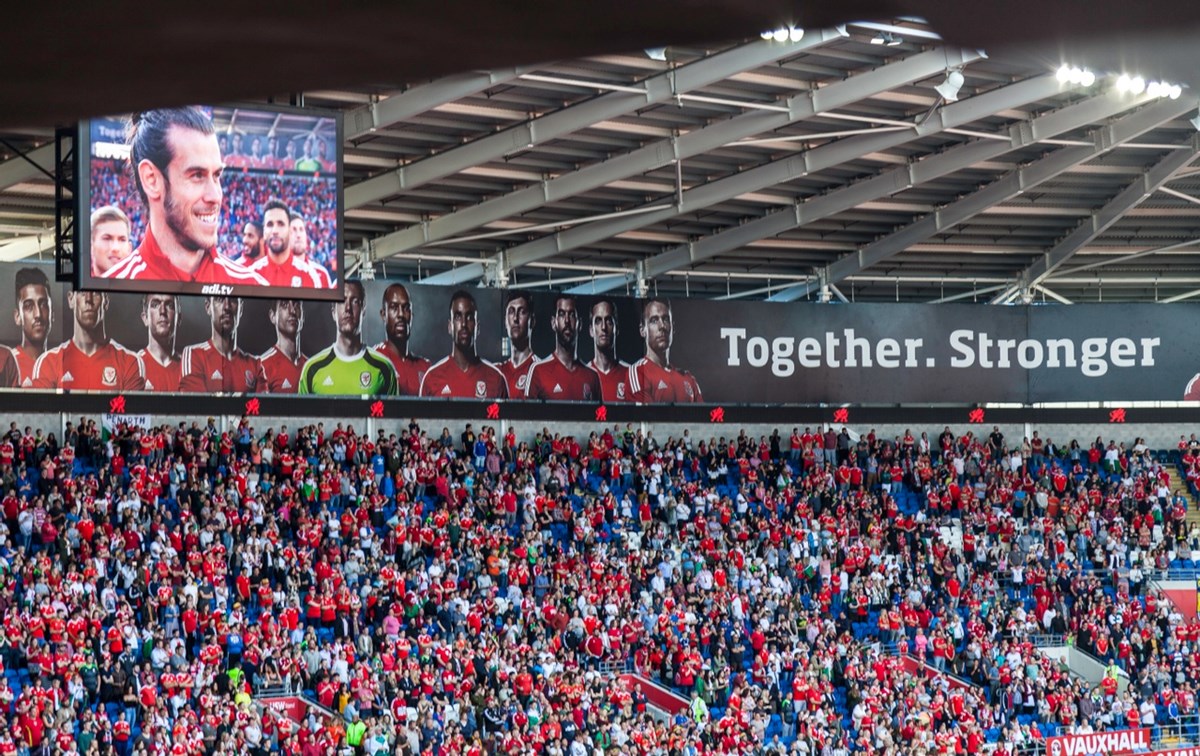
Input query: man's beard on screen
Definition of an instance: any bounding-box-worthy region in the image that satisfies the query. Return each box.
[164,180,214,253]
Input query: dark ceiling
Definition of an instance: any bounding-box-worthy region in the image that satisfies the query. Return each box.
[2,2,1200,304]
[5,0,1200,128]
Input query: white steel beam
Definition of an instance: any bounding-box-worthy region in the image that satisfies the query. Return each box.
[772,95,1190,301]
[489,72,1077,292]
[0,234,54,262]
[0,144,54,192]
[1012,135,1200,293]
[345,68,528,140]
[347,36,834,210]
[373,47,979,262]
[576,82,1137,297]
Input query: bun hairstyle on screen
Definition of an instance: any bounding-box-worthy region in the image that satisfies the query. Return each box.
[126,107,216,207]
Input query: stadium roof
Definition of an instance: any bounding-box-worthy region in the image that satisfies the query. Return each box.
[1,6,1199,303]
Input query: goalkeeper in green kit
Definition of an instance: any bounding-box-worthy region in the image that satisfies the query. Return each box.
[299,280,397,395]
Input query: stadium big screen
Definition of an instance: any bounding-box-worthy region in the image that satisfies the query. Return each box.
[77,104,343,301]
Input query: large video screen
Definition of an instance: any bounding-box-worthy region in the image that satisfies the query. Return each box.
[0,262,1196,403]
[77,104,343,301]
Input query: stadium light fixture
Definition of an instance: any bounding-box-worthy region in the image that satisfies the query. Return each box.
[644,47,667,61]
[1056,65,1095,87]
[934,70,965,102]
[762,26,803,42]
[834,25,849,37]
[871,31,901,46]
[1116,73,1182,98]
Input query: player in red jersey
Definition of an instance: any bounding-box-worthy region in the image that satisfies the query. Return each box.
[223,132,250,169]
[234,221,263,266]
[101,107,267,287]
[628,297,702,403]
[288,216,334,286]
[419,289,508,399]
[32,291,144,391]
[374,284,429,395]
[137,294,181,392]
[10,267,52,387]
[585,298,631,402]
[0,347,19,390]
[258,299,306,393]
[89,205,132,277]
[524,294,600,401]
[317,139,336,174]
[247,135,266,168]
[497,290,537,398]
[280,139,298,171]
[247,201,330,288]
[259,135,284,171]
[179,296,259,393]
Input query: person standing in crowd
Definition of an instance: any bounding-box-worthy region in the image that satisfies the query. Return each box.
[257,299,307,393]
[497,290,536,399]
[628,297,702,403]
[137,293,180,392]
[374,283,429,396]
[524,294,601,401]
[299,280,397,395]
[419,289,508,399]
[179,296,259,392]
[32,290,139,390]
[10,266,52,386]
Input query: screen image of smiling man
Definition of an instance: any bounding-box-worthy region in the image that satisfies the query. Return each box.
[103,107,267,286]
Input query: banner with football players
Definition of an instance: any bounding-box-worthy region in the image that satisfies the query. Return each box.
[0,262,1195,404]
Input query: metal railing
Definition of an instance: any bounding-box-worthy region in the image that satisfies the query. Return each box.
[1025,634,1067,647]
[598,658,634,677]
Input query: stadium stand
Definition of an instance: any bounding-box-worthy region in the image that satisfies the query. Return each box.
[0,417,1197,754]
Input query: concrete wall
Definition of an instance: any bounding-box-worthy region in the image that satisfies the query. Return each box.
[1157,580,1198,622]
[0,410,1196,450]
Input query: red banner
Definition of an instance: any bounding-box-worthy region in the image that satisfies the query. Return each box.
[259,696,334,724]
[619,674,689,716]
[1045,729,1150,756]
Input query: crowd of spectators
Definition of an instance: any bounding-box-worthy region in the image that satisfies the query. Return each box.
[0,416,1198,755]
[89,159,339,275]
